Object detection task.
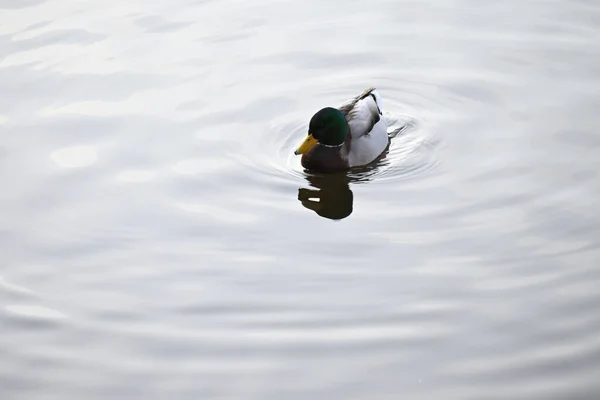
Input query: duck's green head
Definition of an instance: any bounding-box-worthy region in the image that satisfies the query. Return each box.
[294,107,349,155]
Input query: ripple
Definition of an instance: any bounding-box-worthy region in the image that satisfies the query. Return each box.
[50,146,98,168]
[5,304,67,320]
[241,110,439,188]
[0,276,34,296]
[225,77,454,189]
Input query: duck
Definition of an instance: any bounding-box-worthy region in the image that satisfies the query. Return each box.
[294,87,389,172]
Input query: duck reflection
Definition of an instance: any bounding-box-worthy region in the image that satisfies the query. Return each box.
[297,172,355,220]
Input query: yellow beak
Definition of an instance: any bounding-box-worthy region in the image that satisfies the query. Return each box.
[294,133,317,155]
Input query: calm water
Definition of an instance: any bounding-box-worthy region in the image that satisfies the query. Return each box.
[2,0,600,399]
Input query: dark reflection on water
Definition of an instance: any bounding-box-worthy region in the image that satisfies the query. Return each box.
[298,172,354,220]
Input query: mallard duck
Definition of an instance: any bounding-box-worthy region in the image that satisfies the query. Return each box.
[294,87,388,172]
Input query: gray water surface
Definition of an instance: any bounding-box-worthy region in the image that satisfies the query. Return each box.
[1,1,600,399]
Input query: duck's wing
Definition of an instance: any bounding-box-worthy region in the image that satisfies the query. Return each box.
[338,87,383,139]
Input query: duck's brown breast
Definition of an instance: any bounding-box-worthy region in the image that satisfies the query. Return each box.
[301,145,349,172]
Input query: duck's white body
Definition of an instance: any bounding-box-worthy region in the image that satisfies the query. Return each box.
[339,88,389,167]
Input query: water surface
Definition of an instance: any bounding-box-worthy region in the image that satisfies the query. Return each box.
[1,0,600,399]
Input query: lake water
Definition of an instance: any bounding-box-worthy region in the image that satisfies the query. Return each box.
[1,0,600,399]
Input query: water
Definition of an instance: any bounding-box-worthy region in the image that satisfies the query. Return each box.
[1,0,600,398]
